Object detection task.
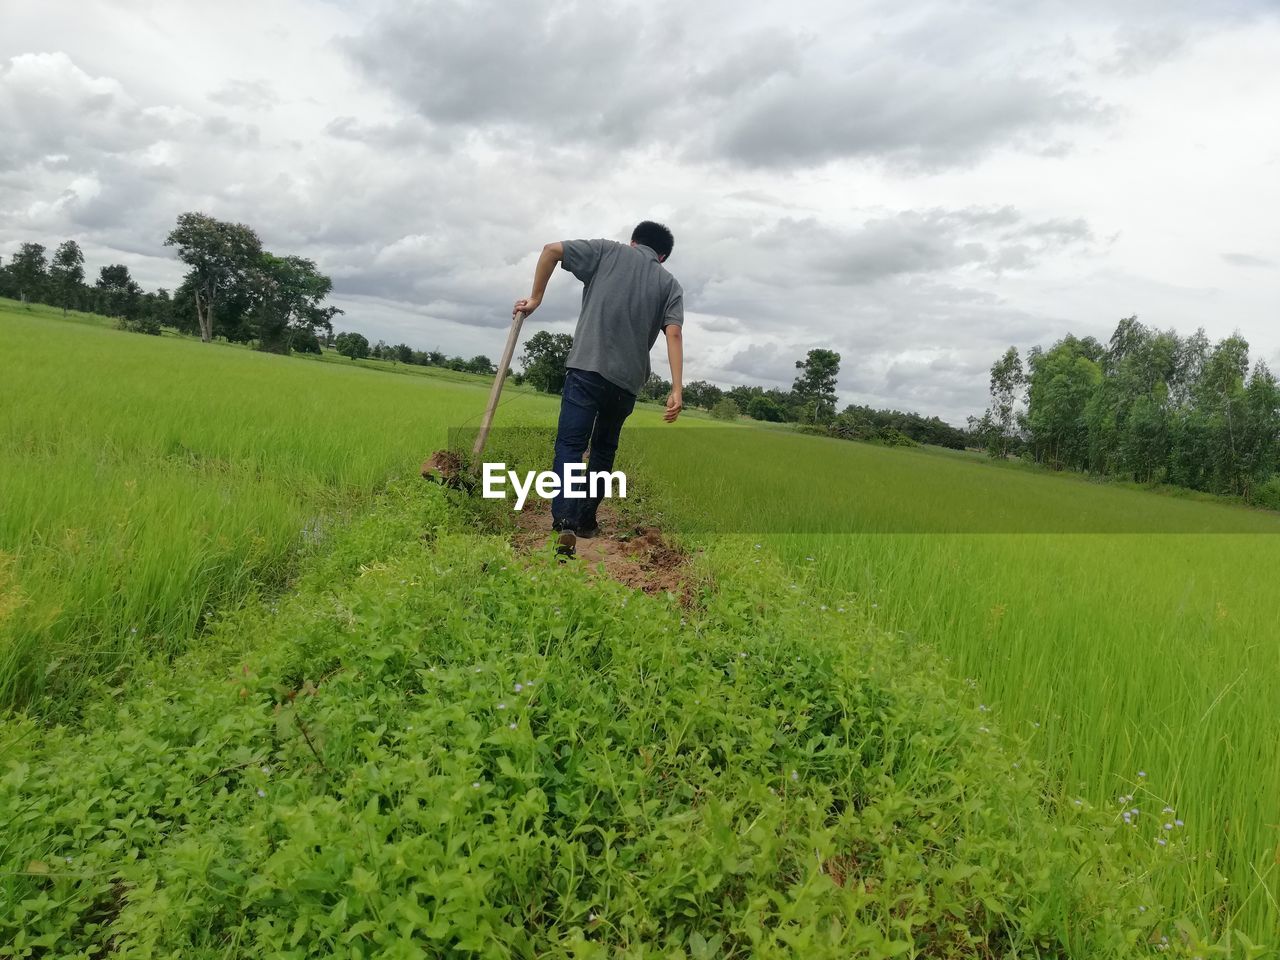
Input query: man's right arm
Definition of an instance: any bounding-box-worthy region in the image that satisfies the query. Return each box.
[513,242,563,318]
[664,324,684,423]
[662,284,684,423]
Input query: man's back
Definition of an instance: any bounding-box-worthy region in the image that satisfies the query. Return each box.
[561,238,684,396]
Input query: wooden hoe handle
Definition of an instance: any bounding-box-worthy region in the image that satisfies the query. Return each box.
[471,311,527,459]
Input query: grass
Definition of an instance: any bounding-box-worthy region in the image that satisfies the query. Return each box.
[2,302,1278,950]
[630,426,1280,940]
[0,300,560,714]
[0,480,1208,957]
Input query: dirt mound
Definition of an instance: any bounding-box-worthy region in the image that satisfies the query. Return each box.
[420,450,473,490]
[511,503,697,604]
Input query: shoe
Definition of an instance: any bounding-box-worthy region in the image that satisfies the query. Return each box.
[555,529,577,558]
[575,523,601,539]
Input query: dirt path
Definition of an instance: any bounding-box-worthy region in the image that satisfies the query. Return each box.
[510,501,699,604]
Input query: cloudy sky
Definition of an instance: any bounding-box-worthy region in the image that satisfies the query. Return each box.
[3,0,1278,423]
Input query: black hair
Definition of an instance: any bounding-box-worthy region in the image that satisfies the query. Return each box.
[631,221,674,260]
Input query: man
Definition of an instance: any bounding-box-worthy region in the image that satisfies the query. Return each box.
[512,220,684,557]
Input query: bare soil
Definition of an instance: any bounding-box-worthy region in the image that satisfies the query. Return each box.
[510,501,698,604]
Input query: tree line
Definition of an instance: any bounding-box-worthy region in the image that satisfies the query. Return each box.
[515,333,967,448]
[0,240,176,334]
[329,331,497,376]
[4,218,965,450]
[1,213,344,352]
[970,316,1280,507]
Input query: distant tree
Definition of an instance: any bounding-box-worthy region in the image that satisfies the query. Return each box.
[9,242,48,303]
[49,240,86,315]
[426,350,446,366]
[793,348,841,420]
[746,395,786,422]
[334,331,370,359]
[393,343,414,364]
[467,355,495,376]
[446,356,467,371]
[292,328,323,354]
[96,264,142,320]
[165,212,263,342]
[983,347,1025,459]
[639,373,672,402]
[249,253,342,354]
[727,384,763,411]
[145,288,177,329]
[520,331,574,393]
[1024,335,1102,468]
[683,380,724,410]
[1240,362,1280,500]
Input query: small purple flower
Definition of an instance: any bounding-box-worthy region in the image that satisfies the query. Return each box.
[256,788,266,798]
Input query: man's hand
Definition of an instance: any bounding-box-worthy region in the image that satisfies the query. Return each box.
[664,390,683,423]
[512,295,541,318]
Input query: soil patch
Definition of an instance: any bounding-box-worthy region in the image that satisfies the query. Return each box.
[510,501,698,604]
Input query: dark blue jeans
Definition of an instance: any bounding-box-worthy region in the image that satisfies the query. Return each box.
[551,368,637,530]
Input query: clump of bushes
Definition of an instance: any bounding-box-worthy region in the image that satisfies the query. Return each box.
[710,398,740,421]
[1251,476,1280,511]
[116,314,162,335]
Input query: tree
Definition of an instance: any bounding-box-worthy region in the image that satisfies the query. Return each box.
[96,264,142,320]
[334,331,370,359]
[746,395,786,422]
[639,373,672,402]
[520,331,574,393]
[144,288,177,330]
[9,243,48,303]
[393,343,414,364]
[793,349,841,421]
[165,212,263,343]
[983,347,1025,459]
[683,380,723,410]
[292,328,323,354]
[249,253,342,354]
[1024,335,1102,469]
[466,355,495,376]
[727,385,763,410]
[49,241,86,316]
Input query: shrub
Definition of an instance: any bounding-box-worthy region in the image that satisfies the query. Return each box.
[746,395,786,422]
[828,412,875,441]
[710,398,740,421]
[117,315,161,336]
[1250,475,1280,511]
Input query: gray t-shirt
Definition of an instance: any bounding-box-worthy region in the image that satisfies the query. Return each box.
[560,238,684,396]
